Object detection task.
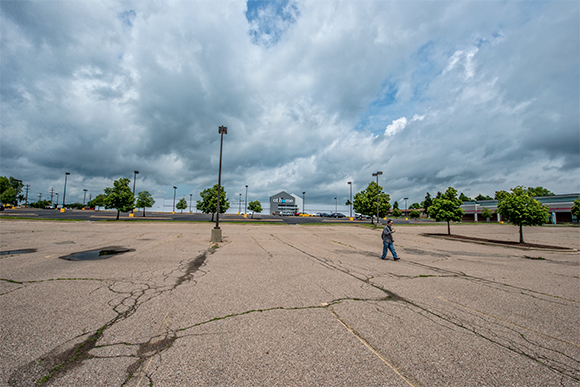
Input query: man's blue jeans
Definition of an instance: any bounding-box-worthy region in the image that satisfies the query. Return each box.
[382,240,397,259]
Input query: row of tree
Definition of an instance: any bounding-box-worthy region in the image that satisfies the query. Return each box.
[351,181,579,243]
[88,179,264,220]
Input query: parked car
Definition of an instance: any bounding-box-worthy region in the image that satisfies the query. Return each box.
[272,211,280,216]
[355,213,371,220]
[280,211,294,216]
[45,205,56,209]
[330,213,346,218]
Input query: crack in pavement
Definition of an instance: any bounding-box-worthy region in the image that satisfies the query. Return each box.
[273,232,580,383]
[7,244,213,386]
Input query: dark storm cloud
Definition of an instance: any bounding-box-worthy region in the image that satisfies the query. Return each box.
[1,0,578,206]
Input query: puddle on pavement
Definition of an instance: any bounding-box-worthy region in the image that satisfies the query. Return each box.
[0,249,37,256]
[59,247,134,261]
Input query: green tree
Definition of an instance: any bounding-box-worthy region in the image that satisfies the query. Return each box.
[88,194,108,211]
[176,197,187,213]
[422,192,433,215]
[459,192,471,202]
[475,194,493,201]
[571,198,580,220]
[409,210,421,220]
[526,186,555,197]
[247,200,262,219]
[497,186,550,243]
[0,176,23,206]
[427,187,465,235]
[392,208,402,217]
[393,201,399,210]
[409,202,421,210]
[103,178,135,220]
[353,181,391,224]
[30,199,51,208]
[135,191,155,217]
[480,207,494,222]
[196,184,230,222]
[495,190,509,201]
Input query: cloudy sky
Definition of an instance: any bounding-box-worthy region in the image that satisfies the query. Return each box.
[1,0,578,209]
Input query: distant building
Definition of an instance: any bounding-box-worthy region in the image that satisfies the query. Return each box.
[269,191,303,214]
[461,193,579,224]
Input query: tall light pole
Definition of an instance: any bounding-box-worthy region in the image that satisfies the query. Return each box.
[133,171,139,195]
[62,172,70,211]
[404,197,408,218]
[172,186,177,214]
[55,193,59,207]
[302,192,305,213]
[132,171,139,213]
[245,185,248,215]
[334,197,337,215]
[189,193,193,213]
[348,182,352,218]
[239,193,242,214]
[372,171,383,225]
[212,126,227,242]
[83,189,88,206]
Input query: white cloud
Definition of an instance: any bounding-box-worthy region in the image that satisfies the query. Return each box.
[0,0,578,207]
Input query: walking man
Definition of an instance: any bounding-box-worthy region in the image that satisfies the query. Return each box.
[381,219,399,260]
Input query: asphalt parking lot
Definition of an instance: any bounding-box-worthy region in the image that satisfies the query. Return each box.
[1,220,579,386]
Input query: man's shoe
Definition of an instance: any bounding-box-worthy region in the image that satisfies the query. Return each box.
[394,257,400,260]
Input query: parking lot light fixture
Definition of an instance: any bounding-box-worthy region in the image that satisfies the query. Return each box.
[302,192,305,213]
[239,193,242,214]
[335,197,337,214]
[62,172,70,211]
[83,189,88,206]
[348,182,352,218]
[245,185,248,215]
[212,126,227,243]
[173,186,177,214]
[372,171,383,225]
[190,193,192,213]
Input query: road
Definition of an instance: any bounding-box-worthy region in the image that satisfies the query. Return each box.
[0,207,418,225]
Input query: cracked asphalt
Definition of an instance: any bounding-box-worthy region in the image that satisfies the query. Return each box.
[1,220,579,386]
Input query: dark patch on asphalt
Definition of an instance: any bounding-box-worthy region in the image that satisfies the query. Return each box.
[124,335,176,384]
[175,249,212,287]
[402,248,450,258]
[8,328,105,386]
[0,248,37,256]
[59,247,134,261]
[54,241,75,245]
[422,233,576,251]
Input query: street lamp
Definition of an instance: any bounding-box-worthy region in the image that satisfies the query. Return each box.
[133,171,139,195]
[334,197,337,215]
[404,197,408,218]
[302,192,305,213]
[83,189,88,206]
[132,171,139,213]
[212,125,227,243]
[172,186,177,214]
[372,171,383,225]
[348,182,352,218]
[239,193,242,214]
[245,185,248,215]
[55,193,59,207]
[189,194,193,213]
[62,172,70,211]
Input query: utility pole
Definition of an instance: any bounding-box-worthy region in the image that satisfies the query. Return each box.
[24,184,30,204]
[50,188,55,205]
[38,193,42,202]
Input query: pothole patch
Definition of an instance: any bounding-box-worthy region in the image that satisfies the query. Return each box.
[59,247,134,261]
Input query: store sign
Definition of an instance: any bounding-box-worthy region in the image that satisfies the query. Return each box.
[272,198,293,203]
